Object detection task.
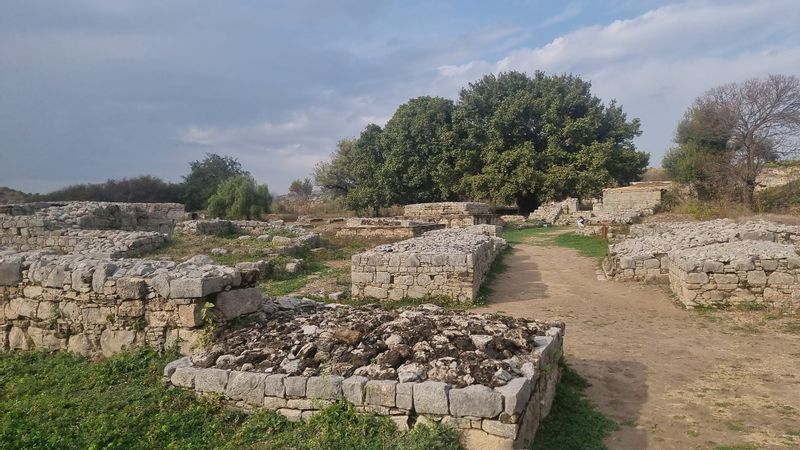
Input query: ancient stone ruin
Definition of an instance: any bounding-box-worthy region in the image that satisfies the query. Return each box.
[335,217,444,240]
[165,301,565,449]
[605,219,800,310]
[403,202,500,228]
[351,229,506,302]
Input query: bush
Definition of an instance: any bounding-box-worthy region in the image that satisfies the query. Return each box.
[207,175,272,219]
[754,179,800,213]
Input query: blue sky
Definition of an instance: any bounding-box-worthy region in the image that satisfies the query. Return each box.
[2,0,799,194]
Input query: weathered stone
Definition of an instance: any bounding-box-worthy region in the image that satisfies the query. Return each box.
[495,377,531,415]
[226,371,266,406]
[342,376,368,405]
[264,374,287,397]
[284,376,307,397]
[169,276,225,298]
[164,356,192,378]
[365,380,397,407]
[306,375,344,400]
[117,277,147,299]
[0,259,22,286]
[213,288,263,320]
[194,368,229,393]
[449,385,503,418]
[413,381,450,415]
[99,329,137,357]
[396,382,414,410]
[482,419,519,439]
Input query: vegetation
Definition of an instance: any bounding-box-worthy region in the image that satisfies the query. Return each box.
[0,349,458,450]
[288,178,314,199]
[32,175,183,203]
[754,179,800,213]
[531,364,619,450]
[664,74,800,205]
[315,71,649,214]
[183,153,251,211]
[207,175,273,219]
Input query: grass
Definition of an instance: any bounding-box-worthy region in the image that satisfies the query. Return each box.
[552,233,608,260]
[0,348,458,450]
[530,364,619,450]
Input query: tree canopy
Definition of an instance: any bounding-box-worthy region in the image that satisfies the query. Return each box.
[183,153,249,211]
[206,175,272,219]
[315,71,648,213]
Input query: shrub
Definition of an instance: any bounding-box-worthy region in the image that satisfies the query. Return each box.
[207,175,272,219]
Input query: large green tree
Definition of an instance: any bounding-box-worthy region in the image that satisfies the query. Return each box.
[454,71,647,213]
[182,153,248,211]
[380,96,458,203]
[206,175,272,219]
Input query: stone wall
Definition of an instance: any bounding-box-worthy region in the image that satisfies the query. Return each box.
[165,303,565,450]
[175,219,320,249]
[335,218,444,240]
[403,202,499,228]
[668,241,800,310]
[0,251,268,356]
[595,182,671,214]
[605,219,800,282]
[351,229,506,302]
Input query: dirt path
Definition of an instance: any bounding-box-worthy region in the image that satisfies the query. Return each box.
[476,232,800,450]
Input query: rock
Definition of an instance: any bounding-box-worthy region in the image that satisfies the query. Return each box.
[396,382,414,410]
[449,384,503,418]
[397,362,426,383]
[413,381,450,415]
[99,329,137,357]
[0,258,22,286]
[342,376,368,405]
[272,236,293,246]
[214,288,263,320]
[226,371,266,406]
[264,374,287,397]
[365,380,397,407]
[194,368,229,393]
[284,376,307,397]
[185,254,214,265]
[332,328,362,345]
[275,296,300,309]
[306,375,344,400]
[237,235,253,240]
[164,356,192,378]
[256,234,273,241]
[211,248,228,255]
[494,377,531,415]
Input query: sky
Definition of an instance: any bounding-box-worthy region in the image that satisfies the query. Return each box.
[2,0,799,194]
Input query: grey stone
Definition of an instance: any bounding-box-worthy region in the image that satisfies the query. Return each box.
[495,377,531,415]
[449,385,503,418]
[195,368,229,393]
[164,356,191,378]
[117,277,147,299]
[272,236,293,246]
[170,366,198,388]
[99,329,137,357]
[284,376,307,397]
[226,371,266,406]
[169,276,226,298]
[413,381,449,415]
[747,270,767,286]
[264,374,287,397]
[365,380,397,407]
[0,259,22,286]
[263,396,287,409]
[702,261,724,273]
[213,288,263,319]
[306,375,344,400]
[396,382,414,410]
[482,419,519,439]
[342,376,368,405]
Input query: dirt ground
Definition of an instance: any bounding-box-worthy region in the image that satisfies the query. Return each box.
[476,230,800,450]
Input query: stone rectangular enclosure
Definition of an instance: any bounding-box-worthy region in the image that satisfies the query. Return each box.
[350,229,506,302]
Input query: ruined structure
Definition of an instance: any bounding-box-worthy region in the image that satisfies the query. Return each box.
[351,229,506,302]
[166,302,565,449]
[403,202,499,228]
[335,218,444,240]
[606,219,800,311]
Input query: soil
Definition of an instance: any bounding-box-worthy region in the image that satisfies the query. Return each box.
[476,229,800,450]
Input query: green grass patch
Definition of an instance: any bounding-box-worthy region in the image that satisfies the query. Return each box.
[0,349,458,450]
[712,444,758,450]
[552,233,609,260]
[476,246,511,304]
[502,225,560,245]
[530,364,618,450]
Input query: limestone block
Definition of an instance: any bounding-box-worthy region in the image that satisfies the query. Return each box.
[287,399,316,410]
[277,408,302,422]
[363,286,388,299]
[342,375,368,405]
[747,270,767,286]
[714,274,739,285]
[482,419,519,439]
[67,334,94,356]
[396,382,414,410]
[459,429,514,450]
[767,271,795,286]
[365,380,397,407]
[213,288,262,320]
[263,396,287,409]
[171,366,198,388]
[495,377,531,416]
[413,381,450,415]
[7,297,37,319]
[226,371,266,406]
[685,272,709,284]
[100,329,137,357]
[8,326,30,350]
[195,368,229,393]
[389,415,410,432]
[702,261,724,273]
[169,276,226,299]
[762,260,779,271]
[163,356,191,378]
[733,259,755,271]
[264,374,287,397]
[0,259,22,286]
[117,277,147,300]
[27,326,66,351]
[118,300,145,318]
[306,375,344,400]
[351,272,374,283]
[284,376,307,397]
[92,263,117,293]
[449,385,503,418]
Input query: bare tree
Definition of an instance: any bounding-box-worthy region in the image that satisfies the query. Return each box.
[706,74,800,204]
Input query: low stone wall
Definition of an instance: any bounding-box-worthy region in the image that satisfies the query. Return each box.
[175,219,320,249]
[403,202,499,228]
[596,182,671,213]
[165,303,565,450]
[1,228,167,258]
[668,241,800,310]
[335,218,444,240]
[351,229,506,302]
[605,219,800,282]
[0,251,268,356]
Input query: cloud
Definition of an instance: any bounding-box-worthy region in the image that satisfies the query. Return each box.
[437,0,800,161]
[540,2,582,27]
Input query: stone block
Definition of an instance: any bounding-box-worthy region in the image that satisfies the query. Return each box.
[768,271,795,286]
[0,259,22,286]
[413,381,450,415]
[226,371,266,406]
[195,368,229,393]
[365,380,397,407]
[67,334,94,356]
[277,408,302,422]
[284,376,307,397]
[287,399,316,410]
[363,286,388,299]
[306,375,344,400]
[342,375,368,405]
[170,366,198,388]
[762,260,779,271]
[389,415,410,432]
[213,288,263,320]
[747,270,767,286]
[702,261,724,273]
[99,329,137,357]
[351,272,373,283]
[459,429,514,450]
[449,385,503,418]
[495,377,531,415]
[396,382,414,410]
[8,326,30,350]
[482,419,519,439]
[169,276,226,299]
[264,374,287,397]
[263,396,287,409]
[685,272,709,284]
[118,300,145,318]
[117,277,147,300]
[714,274,739,285]
[164,356,191,378]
